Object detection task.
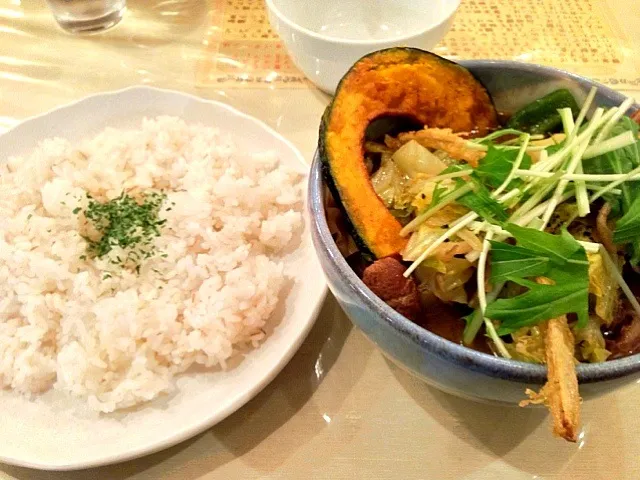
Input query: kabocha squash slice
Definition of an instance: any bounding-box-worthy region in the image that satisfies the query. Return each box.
[319,48,498,259]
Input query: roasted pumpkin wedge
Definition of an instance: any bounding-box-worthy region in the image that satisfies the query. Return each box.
[319,48,498,259]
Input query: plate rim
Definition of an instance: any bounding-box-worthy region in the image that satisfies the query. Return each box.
[0,85,327,471]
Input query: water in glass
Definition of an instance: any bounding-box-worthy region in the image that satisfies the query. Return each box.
[46,0,126,34]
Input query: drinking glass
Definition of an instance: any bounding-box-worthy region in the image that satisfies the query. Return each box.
[45,0,126,34]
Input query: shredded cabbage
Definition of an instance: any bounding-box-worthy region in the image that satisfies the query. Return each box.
[413,257,474,304]
[402,223,446,262]
[371,153,404,205]
[588,251,619,326]
[456,228,483,252]
[546,203,579,234]
[392,140,448,177]
[402,223,477,263]
[507,316,610,364]
[370,153,415,217]
[573,316,611,363]
[507,325,547,363]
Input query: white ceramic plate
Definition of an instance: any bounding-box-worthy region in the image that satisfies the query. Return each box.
[0,86,327,471]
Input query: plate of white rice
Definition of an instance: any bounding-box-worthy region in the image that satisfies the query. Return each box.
[0,86,326,470]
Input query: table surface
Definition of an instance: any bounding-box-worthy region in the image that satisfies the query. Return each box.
[1,1,640,479]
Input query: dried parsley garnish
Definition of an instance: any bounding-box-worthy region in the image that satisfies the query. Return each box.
[78,191,167,271]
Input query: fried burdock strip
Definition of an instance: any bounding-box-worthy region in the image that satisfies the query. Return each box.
[520,278,581,442]
[543,314,581,441]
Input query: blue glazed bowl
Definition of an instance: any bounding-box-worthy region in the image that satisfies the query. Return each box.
[309,60,640,404]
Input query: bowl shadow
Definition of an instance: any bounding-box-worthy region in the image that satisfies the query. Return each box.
[386,357,621,476]
[205,297,356,472]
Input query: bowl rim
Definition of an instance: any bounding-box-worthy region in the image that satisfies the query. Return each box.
[265,0,461,46]
[310,59,640,385]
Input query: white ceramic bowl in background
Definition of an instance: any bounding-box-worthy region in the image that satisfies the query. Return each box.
[266,0,461,94]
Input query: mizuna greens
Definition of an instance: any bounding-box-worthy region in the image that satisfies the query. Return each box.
[324,60,640,441]
[391,88,640,361]
[485,225,590,335]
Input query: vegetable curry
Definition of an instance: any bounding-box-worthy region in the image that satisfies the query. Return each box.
[321,48,640,442]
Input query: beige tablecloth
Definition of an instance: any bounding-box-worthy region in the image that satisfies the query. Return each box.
[1,1,640,478]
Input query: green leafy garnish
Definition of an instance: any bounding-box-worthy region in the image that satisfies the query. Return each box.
[78,191,167,271]
[474,145,532,189]
[431,161,510,222]
[586,117,640,262]
[425,164,468,210]
[400,90,640,358]
[614,194,640,245]
[457,181,508,222]
[488,243,551,281]
[499,224,583,264]
[545,139,566,156]
[485,224,589,335]
[420,162,509,223]
[427,182,447,211]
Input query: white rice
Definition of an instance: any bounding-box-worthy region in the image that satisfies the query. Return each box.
[0,116,303,412]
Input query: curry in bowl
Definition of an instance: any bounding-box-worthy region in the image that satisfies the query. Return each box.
[319,48,640,442]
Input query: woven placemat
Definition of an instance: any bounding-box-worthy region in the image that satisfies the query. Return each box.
[196,0,640,90]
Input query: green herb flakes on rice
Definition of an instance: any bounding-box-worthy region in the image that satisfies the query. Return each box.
[0,117,303,412]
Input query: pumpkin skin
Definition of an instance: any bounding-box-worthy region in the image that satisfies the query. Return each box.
[319,48,499,259]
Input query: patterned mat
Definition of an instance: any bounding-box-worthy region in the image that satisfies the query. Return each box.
[196,0,640,90]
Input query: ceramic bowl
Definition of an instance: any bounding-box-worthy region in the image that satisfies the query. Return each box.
[308,60,640,405]
[265,0,460,94]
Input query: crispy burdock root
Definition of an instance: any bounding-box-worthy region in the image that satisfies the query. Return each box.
[389,128,485,166]
[543,315,581,442]
[519,278,581,442]
[362,257,422,321]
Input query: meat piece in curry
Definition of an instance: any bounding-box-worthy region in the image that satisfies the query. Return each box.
[362,256,422,322]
